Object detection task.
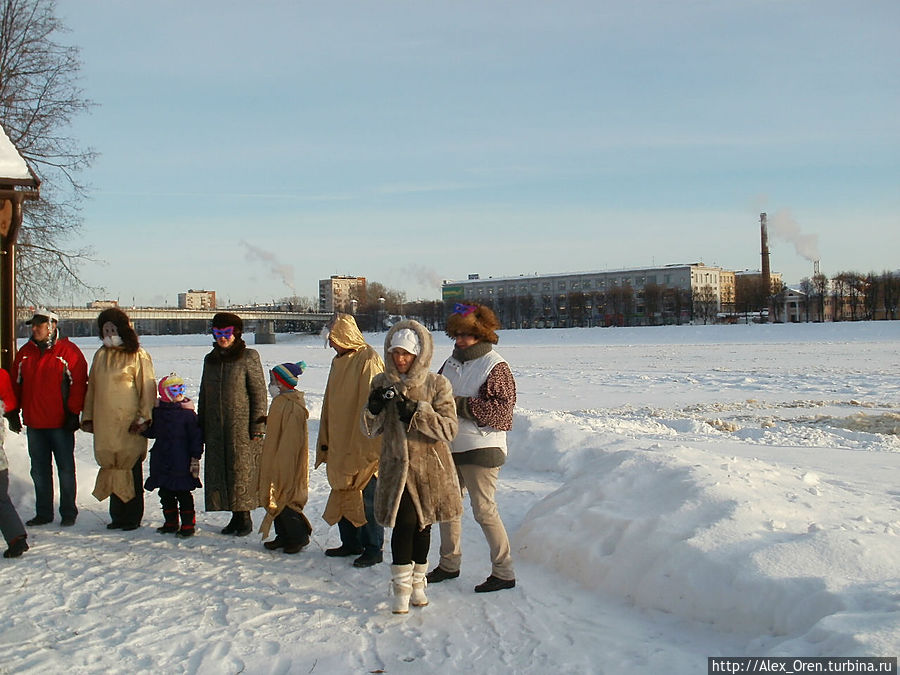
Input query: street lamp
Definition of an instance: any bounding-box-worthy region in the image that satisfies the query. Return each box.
[378,297,385,330]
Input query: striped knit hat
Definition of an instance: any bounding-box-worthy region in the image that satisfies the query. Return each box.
[271,361,306,389]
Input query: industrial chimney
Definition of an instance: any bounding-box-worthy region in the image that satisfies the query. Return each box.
[760,212,771,294]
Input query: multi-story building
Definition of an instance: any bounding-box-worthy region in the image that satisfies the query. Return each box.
[442,263,726,327]
[319,275,366,314]
[718,270,735,314]
[178,289,216,310]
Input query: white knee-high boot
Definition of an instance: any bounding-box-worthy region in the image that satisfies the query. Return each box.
[391,564,414,614]
[411,562,429,607]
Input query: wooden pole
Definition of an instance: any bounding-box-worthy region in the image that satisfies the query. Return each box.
[1,198,22,371]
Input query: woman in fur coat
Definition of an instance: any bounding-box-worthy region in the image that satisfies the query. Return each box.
[82,308,157,530]
[362,320,462,614]
[198,312,267,537]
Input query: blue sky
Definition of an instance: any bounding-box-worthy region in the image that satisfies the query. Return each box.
[57,1,899,306]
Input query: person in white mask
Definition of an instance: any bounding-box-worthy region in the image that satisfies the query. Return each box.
[82,308,157,531]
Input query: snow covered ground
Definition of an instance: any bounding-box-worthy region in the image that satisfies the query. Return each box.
[1,321,897,674]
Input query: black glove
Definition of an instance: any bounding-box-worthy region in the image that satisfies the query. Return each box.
[367,387,388,415]
[396,392,418,425]
[4,409,22,434]
[63,411,81,432]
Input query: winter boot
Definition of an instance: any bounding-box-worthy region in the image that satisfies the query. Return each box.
[3,535,28,558]
[411,562,429,607]
[220,511,239,534]
[176,510,195,538]
[390,563,414,614]
[156,508,179,534]
[233,511,252,537]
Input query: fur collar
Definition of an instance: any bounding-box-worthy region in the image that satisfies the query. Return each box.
[208,337,247,363]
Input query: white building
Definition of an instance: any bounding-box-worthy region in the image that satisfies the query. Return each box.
[441,263,725,327]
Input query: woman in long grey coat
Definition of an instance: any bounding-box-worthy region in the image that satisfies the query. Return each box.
[199,312,267,536]
[362,319,461,614]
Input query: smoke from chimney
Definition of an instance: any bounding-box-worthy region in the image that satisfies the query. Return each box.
[240,240,297,296]
[769,208,820,262]
[400,264,444,290]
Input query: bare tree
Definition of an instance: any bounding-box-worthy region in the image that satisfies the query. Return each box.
[567,291,586,327]
[592,290,607,325]
[883,271,899,320]
[845,272,865,321]
[863,272,879,321]
[1,0,97,304]
[798,277,814,322]
[812,273,828,321]
[668,287,691,324]
[606,286,633,326]
[771,281,787,323]
[831,273,851,322]
[693,284,718,325]
[517,295,535,328]
[734,275,767,318]
[643,282,663,325]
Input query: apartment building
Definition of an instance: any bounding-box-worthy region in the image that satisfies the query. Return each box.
[319,275,366,314]
[178,289,217,310]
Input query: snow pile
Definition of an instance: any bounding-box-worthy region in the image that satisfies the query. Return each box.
[511,403,900,655]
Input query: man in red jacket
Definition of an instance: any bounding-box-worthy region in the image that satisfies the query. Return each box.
[8,308,88,527]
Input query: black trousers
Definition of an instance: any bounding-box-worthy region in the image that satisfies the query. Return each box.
[390,489,431,566]
[159,487,194,512]
[109,460,144,527]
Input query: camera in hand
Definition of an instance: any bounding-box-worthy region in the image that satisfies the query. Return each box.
[382,386,397,401]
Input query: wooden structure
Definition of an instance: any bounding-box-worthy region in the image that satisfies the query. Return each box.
[0,125,41,370]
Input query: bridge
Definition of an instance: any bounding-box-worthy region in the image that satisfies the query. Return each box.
[14,306,334,343]
[16,306,333,323]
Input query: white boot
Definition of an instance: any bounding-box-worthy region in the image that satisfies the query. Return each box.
[411,562,429,607]
[391,564,413,614]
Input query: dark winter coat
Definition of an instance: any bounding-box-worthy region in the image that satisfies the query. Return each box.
[362,320,462,529]
[143,399,204,493]
[198,339,267,511]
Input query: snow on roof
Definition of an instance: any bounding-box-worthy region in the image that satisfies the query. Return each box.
[0,125,34,183]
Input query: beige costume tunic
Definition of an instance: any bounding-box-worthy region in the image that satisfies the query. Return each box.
[84,346,156,502]
[315,314,384,527]
[258,389,309,538]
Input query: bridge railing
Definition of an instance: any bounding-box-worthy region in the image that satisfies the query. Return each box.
[15,307,334,323]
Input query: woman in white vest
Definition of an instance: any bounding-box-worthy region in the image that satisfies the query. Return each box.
[428,303,517,593]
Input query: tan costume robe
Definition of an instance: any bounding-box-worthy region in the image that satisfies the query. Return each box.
[258,390,309,538]
[315,314,383,527]
[84,346,156,502]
